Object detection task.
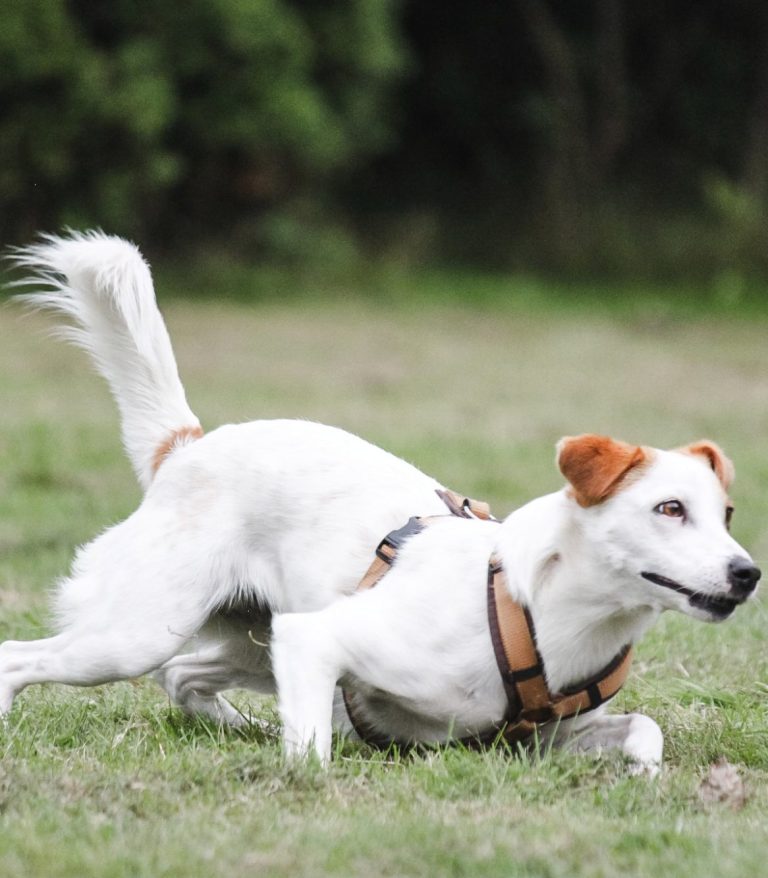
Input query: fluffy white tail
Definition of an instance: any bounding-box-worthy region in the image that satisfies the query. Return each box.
[13,231,202,490]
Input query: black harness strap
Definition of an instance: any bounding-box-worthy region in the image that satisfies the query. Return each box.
[342,688,397,751]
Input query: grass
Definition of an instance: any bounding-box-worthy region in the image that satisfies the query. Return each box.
[2,275,768,876]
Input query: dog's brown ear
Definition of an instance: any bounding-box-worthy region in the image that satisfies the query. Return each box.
[677,440,734,491]
[557,434,649,507]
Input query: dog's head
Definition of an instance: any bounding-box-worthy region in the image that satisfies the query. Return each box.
[557,434,760,622]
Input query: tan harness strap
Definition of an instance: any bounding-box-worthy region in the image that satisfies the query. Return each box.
[356,555,393,593]
[488,556,546,708]
[487,558,633,742]
[548,643,633,721]
[435,488,495,521]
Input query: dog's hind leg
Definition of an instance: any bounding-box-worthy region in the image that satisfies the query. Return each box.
[0,595,219,713]
[154,658,249,727]
[0,602,211,716]
[153,613,275,727]
[154,647,266,728]
[0,505,224,715]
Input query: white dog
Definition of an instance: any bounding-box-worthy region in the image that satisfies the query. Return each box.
[6,232,759,775]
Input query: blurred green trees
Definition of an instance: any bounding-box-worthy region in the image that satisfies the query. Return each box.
[2,1,768,277]
[0,0,404,248]
[365,1,768,276]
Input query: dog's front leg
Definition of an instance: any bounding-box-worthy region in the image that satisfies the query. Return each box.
[271,612,340,764]
[547,710,664,776]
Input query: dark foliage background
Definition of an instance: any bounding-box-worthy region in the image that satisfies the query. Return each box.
[2,0,768,278]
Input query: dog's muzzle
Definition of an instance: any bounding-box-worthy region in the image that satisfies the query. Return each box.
[641,556,761,620]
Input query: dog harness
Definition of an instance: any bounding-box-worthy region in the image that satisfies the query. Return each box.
[342,489,634,749]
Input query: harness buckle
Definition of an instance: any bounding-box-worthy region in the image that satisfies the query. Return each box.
[375,516,425,560]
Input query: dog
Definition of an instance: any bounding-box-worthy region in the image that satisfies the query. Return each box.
[5,231,759,775]
[272,437,761,773]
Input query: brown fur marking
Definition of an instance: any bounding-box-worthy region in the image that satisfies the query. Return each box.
[676,440,734,492]
[557,434,653,508]
[152,425,204,474]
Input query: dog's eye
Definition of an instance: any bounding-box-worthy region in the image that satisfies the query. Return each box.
[654,499,685,519]
[725,505,734,529]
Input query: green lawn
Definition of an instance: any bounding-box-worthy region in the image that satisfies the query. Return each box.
[1,282,768,877]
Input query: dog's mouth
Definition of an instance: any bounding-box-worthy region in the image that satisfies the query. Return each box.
[640,571,741,620]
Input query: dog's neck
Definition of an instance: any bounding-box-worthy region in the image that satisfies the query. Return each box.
[495,490,659,694]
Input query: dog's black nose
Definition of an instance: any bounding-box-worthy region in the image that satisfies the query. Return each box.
[727,557,762,597]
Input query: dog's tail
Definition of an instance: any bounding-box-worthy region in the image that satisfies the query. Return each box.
[12,230,202,490]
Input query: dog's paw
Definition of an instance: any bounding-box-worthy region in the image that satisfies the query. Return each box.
[623,713,664,776]
[627,757,662,779]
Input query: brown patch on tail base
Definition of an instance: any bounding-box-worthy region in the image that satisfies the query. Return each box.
[676,440,734,492]
[152,425,204,474]
[557,434,653,507]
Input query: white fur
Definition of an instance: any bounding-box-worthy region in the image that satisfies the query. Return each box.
[5,232,758,776]
[12,231,199,490]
